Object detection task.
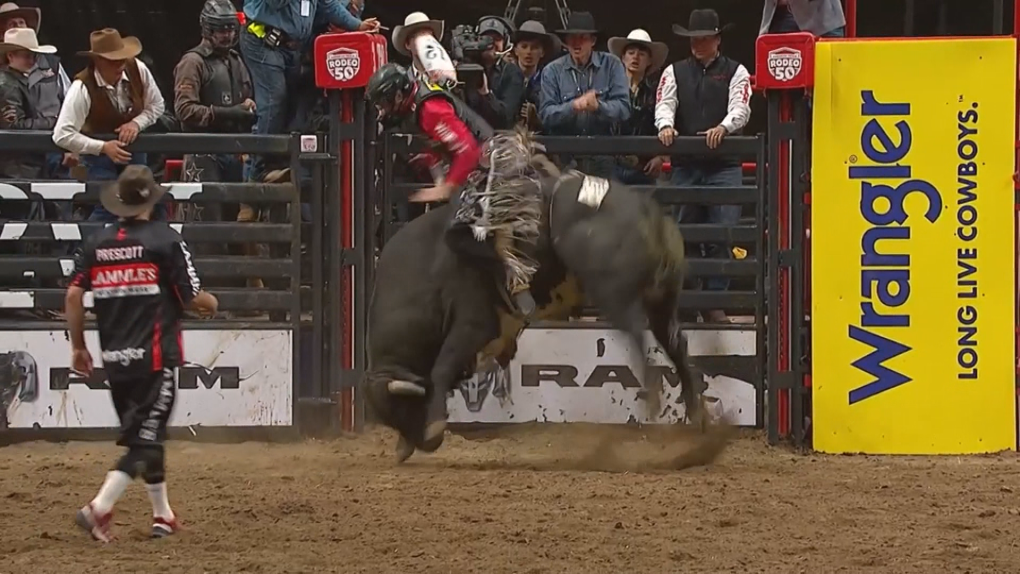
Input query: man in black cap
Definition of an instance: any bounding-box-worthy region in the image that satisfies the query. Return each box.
[538,11,630,178]
[654,8,752,323]
[465,15,524,129]
[67,165,218,543]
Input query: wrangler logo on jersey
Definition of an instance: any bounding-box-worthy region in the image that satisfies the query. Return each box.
[91,262,160,299]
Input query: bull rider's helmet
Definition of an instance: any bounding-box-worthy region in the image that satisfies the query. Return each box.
[200,0,240,50]
[366,63,415,125]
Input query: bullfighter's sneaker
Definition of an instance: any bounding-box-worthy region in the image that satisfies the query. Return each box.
[151,515,179,539]
[75,503,113,543]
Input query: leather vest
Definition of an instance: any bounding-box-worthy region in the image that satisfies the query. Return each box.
[185,45,251,133]
[75,59,145,135]
[412,80,493,146]
[671,55,740,167]
[26,53,63,120]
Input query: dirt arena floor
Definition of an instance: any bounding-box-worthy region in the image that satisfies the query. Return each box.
[3,424,1020,574]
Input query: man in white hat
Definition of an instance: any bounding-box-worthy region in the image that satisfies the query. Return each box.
[392,11,455,88]
[52,28,167,222]
[607,28,668,185]
[0,27,59,179]
[511,20,557,130]
[0,2,71,168]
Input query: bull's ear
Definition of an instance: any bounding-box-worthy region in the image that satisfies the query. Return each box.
[387,380,427,396]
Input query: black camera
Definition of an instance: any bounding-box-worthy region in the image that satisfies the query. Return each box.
[448,24,492,74]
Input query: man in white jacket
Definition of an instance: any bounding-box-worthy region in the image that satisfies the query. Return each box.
[654,9,751,323]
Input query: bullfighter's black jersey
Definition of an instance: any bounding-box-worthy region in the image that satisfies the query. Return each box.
[69,219,201,379]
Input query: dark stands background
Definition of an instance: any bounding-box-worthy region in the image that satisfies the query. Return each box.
[19,0,1015,135]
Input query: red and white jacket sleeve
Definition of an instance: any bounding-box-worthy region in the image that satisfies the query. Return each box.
[654,63,753,134]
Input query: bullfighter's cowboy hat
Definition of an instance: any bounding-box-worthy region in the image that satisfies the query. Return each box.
[0,28,55,54]
[608,29,668,71]
[0,3,40,33]
[672,9,734,37]
[392,12,444,57]
[513,20,561,54]
[101,165,166,218]
[77,28,143,60]
[554,11,599,37]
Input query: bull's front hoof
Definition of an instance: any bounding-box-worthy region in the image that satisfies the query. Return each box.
[419,420,447,452]
[387,380,427,396]
[395,435,416,463]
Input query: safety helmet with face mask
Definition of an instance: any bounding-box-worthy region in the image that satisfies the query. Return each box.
[200,0,240,51]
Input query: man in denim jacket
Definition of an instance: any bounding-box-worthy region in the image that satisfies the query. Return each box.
[538,11,629,178]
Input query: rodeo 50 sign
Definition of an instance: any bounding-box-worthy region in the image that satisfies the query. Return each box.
[811,38,1017,454]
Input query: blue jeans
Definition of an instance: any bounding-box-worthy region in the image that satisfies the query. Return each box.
[671,164,742,291]
[769,9,846,37]
[239,29,303,183]
[84,153,167,222]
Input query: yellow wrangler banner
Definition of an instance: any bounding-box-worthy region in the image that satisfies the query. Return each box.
[812,38,1017,454]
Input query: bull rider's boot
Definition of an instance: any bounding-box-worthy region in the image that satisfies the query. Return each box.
[513,285,536,317]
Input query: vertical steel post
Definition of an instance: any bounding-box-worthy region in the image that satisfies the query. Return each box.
[351,90,368,432]
[327,90,344,433]
[340,89,355,432]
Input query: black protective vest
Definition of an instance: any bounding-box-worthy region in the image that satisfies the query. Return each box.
[671,55,740,167]
[412,80,494,146]
[184,45,250,133]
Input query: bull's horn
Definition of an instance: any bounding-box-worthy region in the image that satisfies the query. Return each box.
[387,380,426,396]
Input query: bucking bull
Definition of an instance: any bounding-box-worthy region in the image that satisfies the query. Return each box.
[366,130,702,462]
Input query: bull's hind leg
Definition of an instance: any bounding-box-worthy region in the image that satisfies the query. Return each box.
[421,313,500,452]
[586,283,659,420]
[647,296,704,430]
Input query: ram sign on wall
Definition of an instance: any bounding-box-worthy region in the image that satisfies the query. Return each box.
[448,327,758,426]
[0,329,292,429]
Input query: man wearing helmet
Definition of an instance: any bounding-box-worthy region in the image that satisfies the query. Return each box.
[174,0,260,287]
[367,62,537,314]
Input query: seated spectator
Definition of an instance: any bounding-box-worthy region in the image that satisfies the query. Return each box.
[538,11,629,179]
[462,15,524,130]
[607,29,668,185]
[510,20,558,131]
[0,28,62,181]
[760,0,846,38]
[0,3,70,97]
[655,9,751,323]
[52,28,168,222]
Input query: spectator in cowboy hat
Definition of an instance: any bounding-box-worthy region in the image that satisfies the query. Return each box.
[654,8,752,323]
[0,2,70,125]
[760,0,846,38]
[512,20,559,131]
[607,28,668,185]
[52,28,167,222]
[392,12,455,88]
[538,11,629,178]
[0,27,61,180]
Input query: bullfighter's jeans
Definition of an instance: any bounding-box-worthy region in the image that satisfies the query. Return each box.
[83,153,167,222]
[239,29,303,184]
[768,9,846,37]
[671,164,743,291]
